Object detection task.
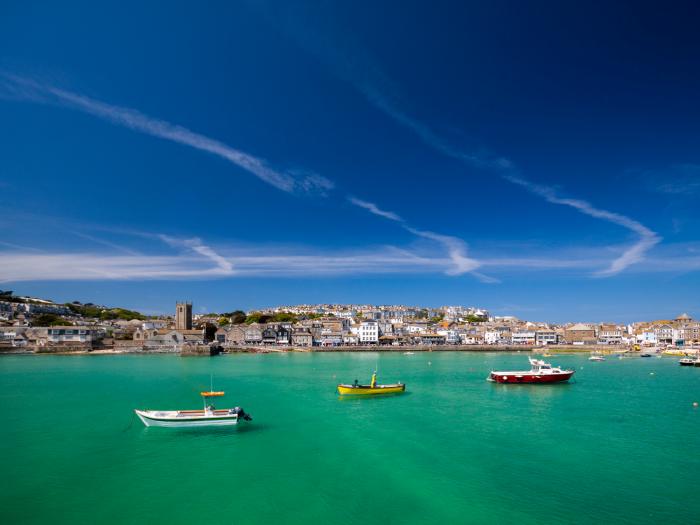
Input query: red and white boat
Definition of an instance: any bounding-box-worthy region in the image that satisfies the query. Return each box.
[489,357,574,384]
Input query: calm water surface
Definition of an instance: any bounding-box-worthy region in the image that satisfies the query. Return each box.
[1,352,699,524]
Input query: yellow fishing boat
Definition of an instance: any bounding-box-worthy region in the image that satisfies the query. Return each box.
[337,372,406,396]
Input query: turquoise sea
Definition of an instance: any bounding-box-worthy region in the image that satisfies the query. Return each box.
[1,352,699,524]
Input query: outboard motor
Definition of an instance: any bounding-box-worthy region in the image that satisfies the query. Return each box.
[231,406,252,421]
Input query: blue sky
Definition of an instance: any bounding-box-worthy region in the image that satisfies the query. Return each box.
[1,0,699,322]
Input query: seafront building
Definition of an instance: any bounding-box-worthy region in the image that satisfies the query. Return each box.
[1,295,699,352]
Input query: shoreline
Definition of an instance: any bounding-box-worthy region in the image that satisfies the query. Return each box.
[0,344,655,356]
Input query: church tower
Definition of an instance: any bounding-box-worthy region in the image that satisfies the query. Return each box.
[175,302,192,330]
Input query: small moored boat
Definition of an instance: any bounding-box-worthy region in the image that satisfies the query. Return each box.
[488,357,574,384]
[135,390,251,428]
[337,371,405,395]
[589,353,606,362]
[679,357,698,366]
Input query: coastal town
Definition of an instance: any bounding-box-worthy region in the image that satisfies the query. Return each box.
[0,290,697,354]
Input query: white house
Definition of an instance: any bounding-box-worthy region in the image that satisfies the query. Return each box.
[142,320,167,330]
[654,325,674,345]
[484,331,501,344]
[0,327,30,346]
[637,331,657,345]
[598,325,623,345]
[47,326,103,345]
[405,321,428,334]
[342,333,359,345]
[460,334,481,345]
[439,329,461,344]
[535,331,558,345]
[358,321,379,344]
[512,331,536,345]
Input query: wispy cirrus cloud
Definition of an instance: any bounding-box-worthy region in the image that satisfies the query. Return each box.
[0,252,233,281]
[272,12,661,276]
[503,175,661,276]
[404,227,482,277]
[0,246,459,282]
[366,90,660,275]
[632,163,700,196]
[69,231,140,256]
[354,77,661,275]
[347,196,403,222]
[0,69,662,281]
[0,230,236,281]
[2,238,697,283]
[346,196,485,278]
[0,71,487,282]
[158,235,235,275]
[0,73,333,195]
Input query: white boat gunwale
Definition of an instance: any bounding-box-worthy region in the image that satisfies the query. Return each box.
[135,409,240,421]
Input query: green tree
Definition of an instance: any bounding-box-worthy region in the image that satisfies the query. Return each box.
[302,312,326,320]
[66,303,145,321]
[111,308,146,321]
[32,314,72,326]
[100,310,118,321]
[230,311,247,324]
[270,312,298,323]
[202,323,217,342]
[245,312,271,324]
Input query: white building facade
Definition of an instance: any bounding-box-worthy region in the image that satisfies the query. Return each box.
[358,321,379,344]
[512,331,536,345]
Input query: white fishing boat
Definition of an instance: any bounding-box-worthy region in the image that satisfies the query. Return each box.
[135,390,251,428]
[589,353,606,362]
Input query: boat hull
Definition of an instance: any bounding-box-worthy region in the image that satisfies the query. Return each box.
[489,371,574,384]
[337,384,405,395]
[135,409,239,427]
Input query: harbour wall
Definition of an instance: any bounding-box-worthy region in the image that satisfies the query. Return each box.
[1,343,636,355]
